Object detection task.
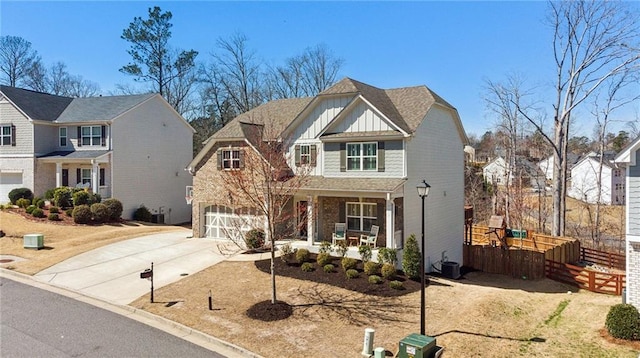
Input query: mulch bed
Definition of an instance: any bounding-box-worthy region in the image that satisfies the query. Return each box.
[254,253,423,298]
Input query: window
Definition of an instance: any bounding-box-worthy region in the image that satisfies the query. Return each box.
[300,145,311,164]
[81,126,101,146]
[614,170,620,177]
[346,202,377,232]
[1,125,12,146]
[59,127,67,147]
[81,169,92,185]
[221,149,241,170]
[347,142,377,171]
[295,144,316,167]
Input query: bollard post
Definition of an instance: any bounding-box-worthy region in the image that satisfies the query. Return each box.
[361,328,375,357]
[208,290,213,310]
[373,347,385,358]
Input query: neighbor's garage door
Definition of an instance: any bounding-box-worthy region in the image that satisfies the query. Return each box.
[203,205,262,240]
[0,172,23,204]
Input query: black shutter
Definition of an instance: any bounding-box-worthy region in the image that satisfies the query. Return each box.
[11,124,16,146]
[294,145,301,167]
[310,145,317,167]
[76,168,81,184]
[377,202,385,231]
[340,143,346,172]
[239,149,245,169]
[77,127,82,147]
[217,149,223,170]
[338,200,346,224]
[101,125,106,146]
[99,168,105,186]
[377,141,385,172]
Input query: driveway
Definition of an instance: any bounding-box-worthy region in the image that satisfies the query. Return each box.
[35,230,231,305]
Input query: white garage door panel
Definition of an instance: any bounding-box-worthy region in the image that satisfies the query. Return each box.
[204,205,261,240]
[0,173,24,203]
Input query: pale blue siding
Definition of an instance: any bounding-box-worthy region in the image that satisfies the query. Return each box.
[630,160,640,235]
[323,140,404,178]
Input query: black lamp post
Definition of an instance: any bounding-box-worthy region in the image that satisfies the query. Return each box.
[417,180,431,336]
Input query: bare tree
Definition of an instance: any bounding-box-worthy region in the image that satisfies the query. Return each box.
[43,62,101,97]
[218,118,311,304]
[0,35,42,87]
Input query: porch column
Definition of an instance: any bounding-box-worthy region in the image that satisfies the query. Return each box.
[91,161,99,194]
[386,193,394,248]
[307,195,314,245]
[55,163,62,188]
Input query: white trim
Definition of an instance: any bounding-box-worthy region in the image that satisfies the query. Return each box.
[0,154,34,158]
[59,127,68,147]
[346,201,377,232]
[346,142,378,171]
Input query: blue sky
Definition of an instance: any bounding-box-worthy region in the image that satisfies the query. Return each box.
[2,1,637,137]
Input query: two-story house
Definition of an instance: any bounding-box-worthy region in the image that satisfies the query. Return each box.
[483,156,544,189]
[614,136,640,309]
[187,78,468,269]
[0,86,194,224]
[568,152,625,205]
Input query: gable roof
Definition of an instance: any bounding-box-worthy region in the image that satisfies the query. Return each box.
[615,135,640,165]
[56,93,156,123]
[0,85,73,121]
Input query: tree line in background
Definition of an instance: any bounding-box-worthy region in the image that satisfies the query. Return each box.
[0,6,344,156]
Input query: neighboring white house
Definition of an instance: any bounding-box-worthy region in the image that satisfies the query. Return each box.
[482,156,543,189]
[0,86,194,224]
[538,153,581,182]
[614,136,640,310]
[568,152,625,205]
[483,157,508,185]
[187,77,469,271]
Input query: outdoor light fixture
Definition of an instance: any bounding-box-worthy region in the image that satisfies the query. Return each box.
[417,180,430,336]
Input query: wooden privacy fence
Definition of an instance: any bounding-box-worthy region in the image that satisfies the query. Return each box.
[545,260,626,295]
[581,247,625,270]
[463,245,546,279]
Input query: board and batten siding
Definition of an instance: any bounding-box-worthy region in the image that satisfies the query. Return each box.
[0,99,33,155]
[629,161,640,236]
[403,106,465,271]
[110,96,193,224]
[332,101,396,133]
[291,95,352,141]
[323,140,403,178]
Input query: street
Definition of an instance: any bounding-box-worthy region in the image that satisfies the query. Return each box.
[0,277,226,357]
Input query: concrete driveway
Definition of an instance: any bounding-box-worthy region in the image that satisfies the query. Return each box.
[35,230,230,305]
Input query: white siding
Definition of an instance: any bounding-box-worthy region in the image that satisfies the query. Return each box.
[568,158,613,204]
[291,95,352,140]
[629,163,640,236]
[403,106,465,271]
[333,101,395,133]
[323,140,404,178]
[111,96,193,224]
[0,99,33,155]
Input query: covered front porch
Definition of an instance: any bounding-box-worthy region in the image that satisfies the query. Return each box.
[293,177,407,250]
[37,150,112,198]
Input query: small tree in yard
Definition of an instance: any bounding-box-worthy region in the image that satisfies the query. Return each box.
[403,234,421,280]
[218,119,311,305]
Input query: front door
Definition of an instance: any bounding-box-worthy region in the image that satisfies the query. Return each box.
[61,169,69,187]
[297,201,308,238]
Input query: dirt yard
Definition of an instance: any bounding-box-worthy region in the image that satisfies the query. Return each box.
[1,210,638,357]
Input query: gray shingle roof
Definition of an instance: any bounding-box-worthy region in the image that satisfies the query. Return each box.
[0,85,73,121]
[56,93,156,123]
[300,176,406,192]
[38,150,111,160]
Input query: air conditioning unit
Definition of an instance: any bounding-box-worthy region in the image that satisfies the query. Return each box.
[441,261,460,279]
[24,234,44,250]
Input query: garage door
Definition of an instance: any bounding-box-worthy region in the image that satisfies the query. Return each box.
[0,172,23,204]
[203,205,262,240]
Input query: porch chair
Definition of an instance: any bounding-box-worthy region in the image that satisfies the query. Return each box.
[332,223,346,245]
[360,225,379,248]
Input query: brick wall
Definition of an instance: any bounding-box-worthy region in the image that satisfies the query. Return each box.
[321,196,387,246]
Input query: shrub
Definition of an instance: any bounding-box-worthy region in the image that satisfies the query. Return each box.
[381,263,397,279]
[8,187,33,205]
[133,205,152,222]
[44,188,56,200]
[91,193,101,204]
[73,191,91,206]
[323,264,335,273]
[31,208,45,218]
[606,304,640,340]
[245,229,265,249]
[319,241,332,254]
[65,208,74,217]
[25,205,36,214]
[53,187,73,208]
[389,280,404,290]
[72,205,92,224]
[103,198,123,221]
[16,198,31,209]
[378,247,398,265]
[49,206,59,214]
[402,234,421,280]
[301,262,315,272]
[364,261,380,276]
[358,245,372,263]
[279,243,297,264]
[34,198,45,209]
[48,213,60,221]
[341,257,357,271]
[334,240,348,257]
[368,275,383,284]
[296,248,310,264]
[316,253,332,266]
[91,203,109,223]
[346,269,359,279]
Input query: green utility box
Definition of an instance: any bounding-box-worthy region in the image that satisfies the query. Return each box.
[24,233,44,250]
[397,333,436,358]
[511,229,527,239]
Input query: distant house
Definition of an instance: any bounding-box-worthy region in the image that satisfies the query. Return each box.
[614,136,640,310]
[483,156,543,189]
[538,153,581,182]
[568,152,625,205]
[187,77,469,270]
[0,86,194,224]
